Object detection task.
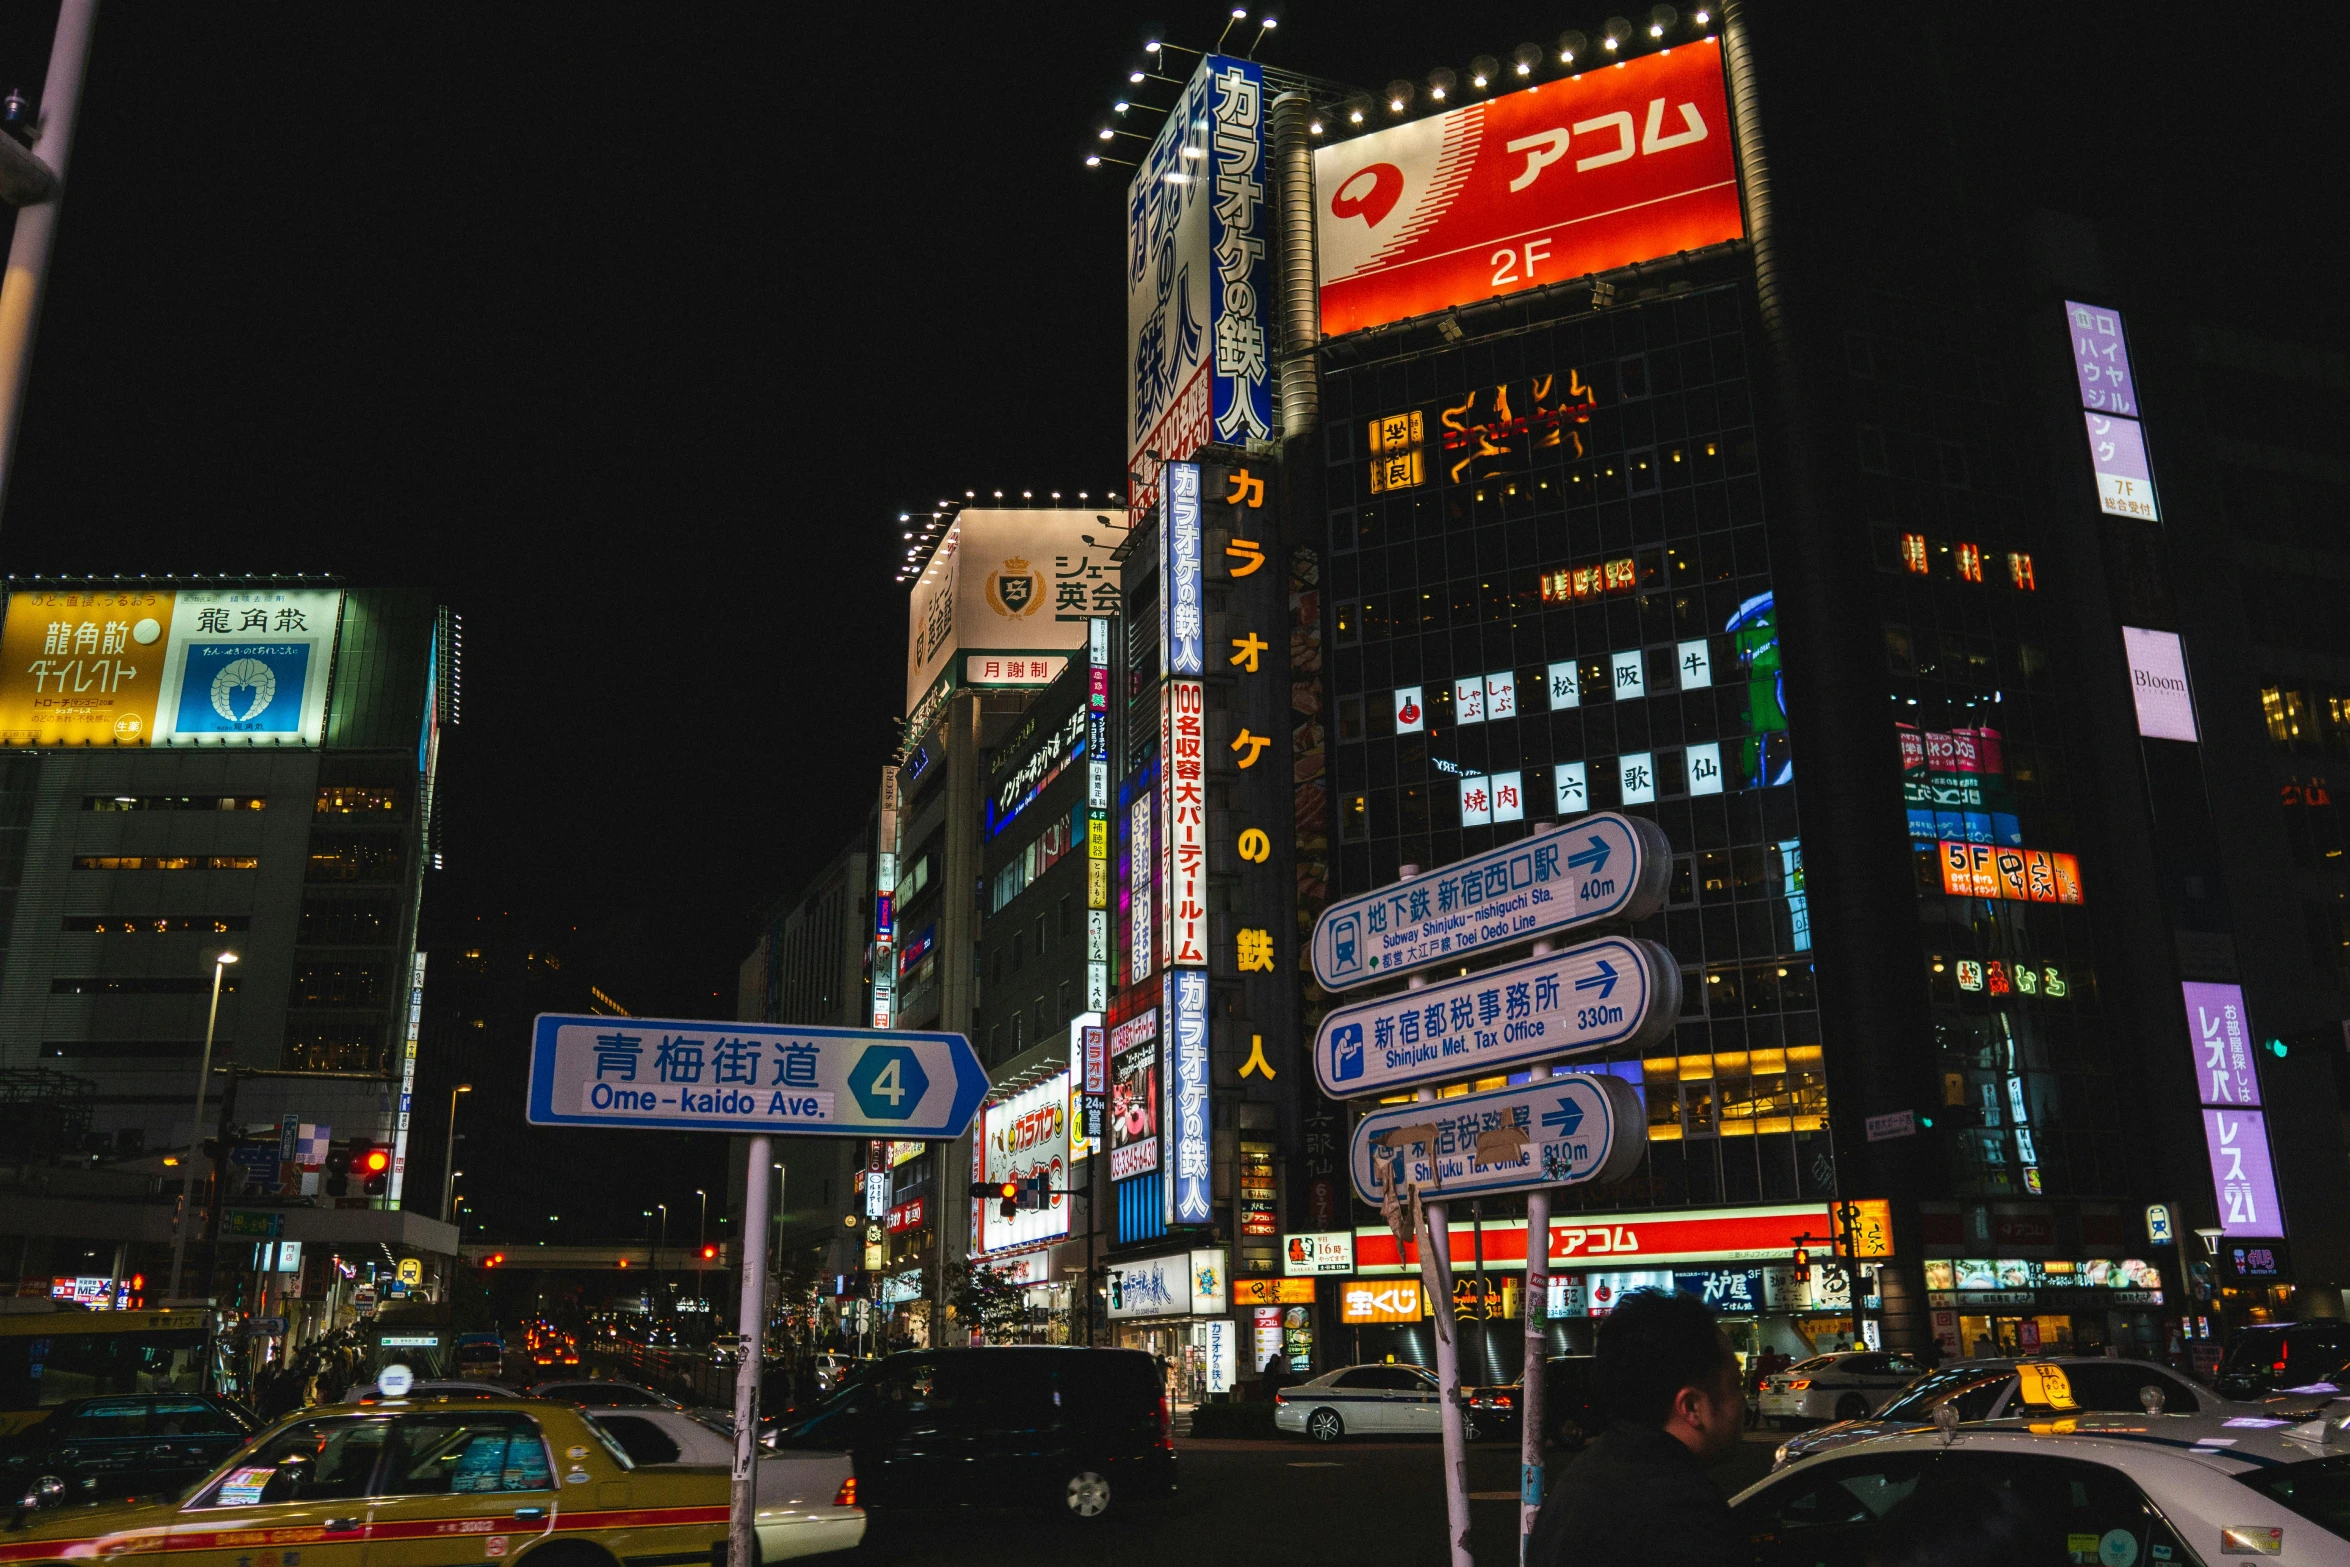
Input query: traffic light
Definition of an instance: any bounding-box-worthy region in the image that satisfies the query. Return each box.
[324,1139,353,1196]
[1792,1245,1811,1284]
[701,1244,718,1261]
[351,1139,389,1196]
[997,1180,1019,1220]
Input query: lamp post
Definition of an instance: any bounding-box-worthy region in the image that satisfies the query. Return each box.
[440,1084,472,1223]
[166,951,238,1303]
[696,1189,708,1307]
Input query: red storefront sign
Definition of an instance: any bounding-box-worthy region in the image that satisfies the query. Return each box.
[1313,40,1743,338]
[886,1197,926,1233]
[1355,1203,1831,1274]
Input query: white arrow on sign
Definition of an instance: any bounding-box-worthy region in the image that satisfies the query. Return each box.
[1314,936,1680,1099]
[1310,811,1669,992]
[1349,1074,1648,1203]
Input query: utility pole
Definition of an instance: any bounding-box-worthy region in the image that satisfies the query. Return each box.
[0,0,99,524]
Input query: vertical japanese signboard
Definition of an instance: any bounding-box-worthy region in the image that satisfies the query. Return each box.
[2181,982,2284,1239]
[1165,968,1212,1226]
[388,952,425,1206]
[1161,463,1207,972]
[1126,56,1271,514]
[873,765,899,1027]
[1087,617,1112,1011]
[2063,301,2159,522]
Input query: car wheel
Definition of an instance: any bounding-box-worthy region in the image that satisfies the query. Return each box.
[1063,1470,1112,1520]
[1307,1408,1345,1443]
[1835,1393,1869,1421]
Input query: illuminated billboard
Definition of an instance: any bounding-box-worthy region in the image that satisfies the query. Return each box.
[977,1072,1072,1255]
[1314,41,1743,338]
[2122,627,2199,742]
[0,586,342,748]
[1126,55,1273,511]
[2182,982,2284,1238]
[1109,1008,1160,1180]
[904,508,1125,720]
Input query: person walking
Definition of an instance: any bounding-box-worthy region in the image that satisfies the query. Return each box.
[1527,1289,1753,1567]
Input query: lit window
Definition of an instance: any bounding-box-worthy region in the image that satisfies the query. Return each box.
[1900,534,1928,574]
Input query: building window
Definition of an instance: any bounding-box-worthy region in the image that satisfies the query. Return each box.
[74,855,257,871]
[284,1031,386,1072]
[83,795,265,812]
[1011,930,1025,971]
[2263,686,2307,750]
[51,975,243,995]
[290,962,387,1007]
[307,840,402,882]
[62,915,250,935]
[1057,979,1072,1024]
[299,902,397,945]
[1060,896,1075,937]
[316,786,400,815]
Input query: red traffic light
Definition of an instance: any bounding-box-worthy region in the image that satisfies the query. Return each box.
[362,1148,390,1175]
[701,1245,718,1260]
[999,1182,1018,1200]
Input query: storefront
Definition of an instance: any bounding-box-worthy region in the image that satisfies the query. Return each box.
[1107,1248,1230,1406]
[1922,1257,2166,1361]
[1348,1203,1856,1375]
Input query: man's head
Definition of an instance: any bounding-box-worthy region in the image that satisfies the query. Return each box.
[1591,1289,1744,1463]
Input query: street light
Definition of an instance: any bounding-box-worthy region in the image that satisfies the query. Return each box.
[440,1084,472,1223]
[696,1189,708,1306]
[166,951,238,1303]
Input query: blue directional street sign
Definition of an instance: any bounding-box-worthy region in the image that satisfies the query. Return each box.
[1309,811,1670,992]
[1348,1073,1649,1203]
[525,1014,986,1140]
[1315,936,1680,1099]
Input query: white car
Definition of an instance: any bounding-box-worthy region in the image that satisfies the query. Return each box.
[1758,1350,1929,1427]
[1731,1408,2350,1565]
[588,1408,865,1559]
[1275,1363,1443,1442]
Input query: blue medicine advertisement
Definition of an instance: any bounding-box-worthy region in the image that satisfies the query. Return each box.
[174,642,313,735]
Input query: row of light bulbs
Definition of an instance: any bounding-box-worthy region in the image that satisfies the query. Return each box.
[1088,4,1712,165]
[892,489,1125,583]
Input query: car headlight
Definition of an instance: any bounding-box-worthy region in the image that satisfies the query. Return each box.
[1773,1444,1790,1466]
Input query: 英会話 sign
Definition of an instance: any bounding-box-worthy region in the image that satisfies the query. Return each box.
[526,1014,986,1140]
[1309,811,1668,991]
[1315,935,1678,1099]
[1348,1073,1647,1203]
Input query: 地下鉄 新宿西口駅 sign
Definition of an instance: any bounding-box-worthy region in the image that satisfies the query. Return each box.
[1309,810,1668,991]
[526,1014,985,1140]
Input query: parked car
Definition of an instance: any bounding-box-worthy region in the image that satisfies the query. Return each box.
[2216,1318,2350,1400]
[1770,1356,2225,1469]
[587,1408,864,1559]
[1730,1409,2350,1565]
[1462,1356,1601,1447]
[2,1395,256,1512]
[1757,1350,1930,1427]
[1275,1362,1444,1442]
[772,1346,1174,1519]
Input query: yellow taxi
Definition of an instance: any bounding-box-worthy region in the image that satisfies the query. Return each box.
[0,1395,742,1567]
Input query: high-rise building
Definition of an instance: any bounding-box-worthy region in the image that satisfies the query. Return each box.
[0,577,452,1301]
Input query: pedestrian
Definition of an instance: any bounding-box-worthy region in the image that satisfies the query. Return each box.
[1526,1289,1752,1567]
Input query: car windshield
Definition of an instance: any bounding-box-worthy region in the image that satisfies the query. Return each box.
[1786,1357,1836,1375]
[1876,1368,2014,1422]
[2236,1453,2350,1541]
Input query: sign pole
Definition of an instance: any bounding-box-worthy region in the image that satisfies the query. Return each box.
[1419,1121,1473,1567]
[1520,917,1556,1564]
[729,1134,771,1567]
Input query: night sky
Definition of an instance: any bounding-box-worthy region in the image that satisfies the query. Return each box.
[0,5,2339,1233]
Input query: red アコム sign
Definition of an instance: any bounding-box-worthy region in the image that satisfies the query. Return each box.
[1313,40,1744,338]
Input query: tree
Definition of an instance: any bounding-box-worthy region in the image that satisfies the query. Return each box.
[945,1260,1029,1341]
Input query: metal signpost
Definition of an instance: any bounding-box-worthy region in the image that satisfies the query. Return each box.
[1310,812,1668,991]
[525,1014,986,1567]
[1311,813,1669,1566]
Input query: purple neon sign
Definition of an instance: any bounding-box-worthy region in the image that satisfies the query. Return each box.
[2181,981,2260,1107]
[2064,300,2139,417]
[2202,1108,2283,1238]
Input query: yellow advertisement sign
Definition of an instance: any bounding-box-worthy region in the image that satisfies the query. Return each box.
[1340,1279,1424,1324]
[0,588,343,748]
[1232,1278,1316,1306]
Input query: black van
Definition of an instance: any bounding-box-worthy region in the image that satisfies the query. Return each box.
[2216,1319,2350,1400]
[771,1346,1175,1519]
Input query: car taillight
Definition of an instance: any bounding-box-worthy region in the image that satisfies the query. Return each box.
[1155,1391,1174,1451]
[1788,1379,1811,1390]
[1273,1392,1286,1404]
[1496,1394,1513,1407]
[832,1476,857,1508]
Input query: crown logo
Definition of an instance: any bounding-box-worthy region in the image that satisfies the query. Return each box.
[1003,558,1029,573]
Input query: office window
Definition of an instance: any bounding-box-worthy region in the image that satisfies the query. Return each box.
[1060,896,1075,937]
[299,903,397,945]
[75,855,258,871]
[51,976,243,995]
[290,963,388,1007]
[62,915,249,935]
[83,795,265,812]
[307,841,401,882]
[316,786,400,816]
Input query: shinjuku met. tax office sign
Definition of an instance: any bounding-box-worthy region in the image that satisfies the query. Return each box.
[1309,810,1669,992]
[526,1014,987,1140]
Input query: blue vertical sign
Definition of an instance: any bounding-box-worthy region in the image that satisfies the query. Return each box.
[1161,463,1204,678]
[1206,60,1271,447]
[1165,969,1212,1225]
